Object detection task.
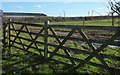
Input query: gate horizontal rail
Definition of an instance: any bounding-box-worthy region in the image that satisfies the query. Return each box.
[11,21,120,30]
[3,20,120,74]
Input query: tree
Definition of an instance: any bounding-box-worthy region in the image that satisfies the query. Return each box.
[108,0,120,15]
[107,0,120,26]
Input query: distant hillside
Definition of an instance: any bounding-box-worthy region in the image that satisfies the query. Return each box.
[3,12,47,17]
[3,12,119,23]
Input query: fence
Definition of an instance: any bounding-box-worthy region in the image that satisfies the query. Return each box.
[3,19,120,74]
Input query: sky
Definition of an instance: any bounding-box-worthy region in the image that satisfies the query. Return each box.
[1,0,113,17]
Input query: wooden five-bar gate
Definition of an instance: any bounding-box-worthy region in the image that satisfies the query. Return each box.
[3,19,120,74]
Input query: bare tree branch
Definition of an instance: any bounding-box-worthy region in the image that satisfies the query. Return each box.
[108,0,120,15]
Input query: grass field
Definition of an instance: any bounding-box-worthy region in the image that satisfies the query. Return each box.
[3,39,120,74]
[34,18,120,26]
[3,40,120,74]
[2,18,120,74]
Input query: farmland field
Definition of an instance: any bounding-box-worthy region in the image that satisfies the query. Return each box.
[31,18,120,26]
[2,18,120,74]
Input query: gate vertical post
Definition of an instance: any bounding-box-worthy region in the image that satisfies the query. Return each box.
[0,10,4,46]
[8,19,11,55]
[2,22,7,52]
[44,20,49,61]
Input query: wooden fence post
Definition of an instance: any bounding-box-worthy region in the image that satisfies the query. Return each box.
[112,12,114,26]
[44,20,49,61]
[83,17,85,26]
[118,14,120,27]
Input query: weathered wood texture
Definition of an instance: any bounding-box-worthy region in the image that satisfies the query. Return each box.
[3,20,120,73]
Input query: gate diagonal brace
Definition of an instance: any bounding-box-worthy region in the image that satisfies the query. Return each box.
[47,28,76,62]
[9,24,25,49]
[25,27,44,51]
[11,24,26,50]
[77,29,109,68]
[49,27,77,65]
[68,29,120,72]
[24,25,42,56]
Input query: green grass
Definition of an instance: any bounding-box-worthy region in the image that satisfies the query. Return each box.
[2,19,120,74]
[3,36,120,74]
[35,19,120,26]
